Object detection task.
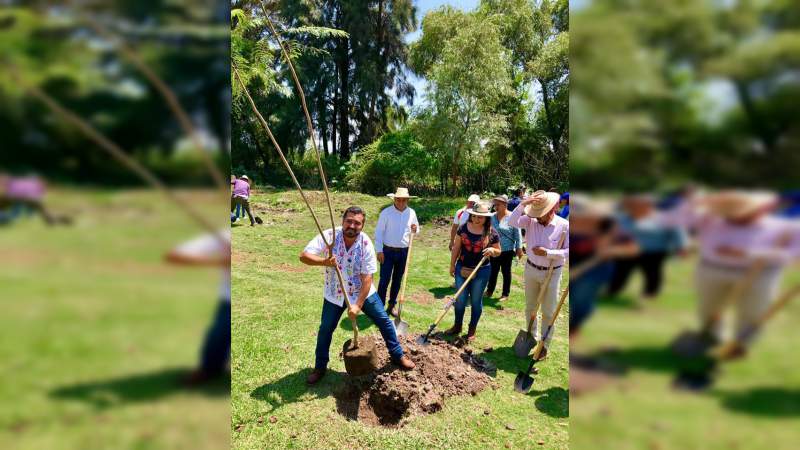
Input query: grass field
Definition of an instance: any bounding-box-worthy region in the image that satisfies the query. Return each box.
[0,188,230,450]
[231,189,569,450]
[570,254,800,449]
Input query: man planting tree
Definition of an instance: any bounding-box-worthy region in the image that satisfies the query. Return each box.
[300,206,415,385]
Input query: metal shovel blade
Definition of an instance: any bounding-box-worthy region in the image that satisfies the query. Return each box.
[393,317,410,336]
[513,329,536,358]
[514,371,534,393]
[416,326,435,345]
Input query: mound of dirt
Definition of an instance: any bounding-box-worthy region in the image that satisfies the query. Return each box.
[334,334,496,428]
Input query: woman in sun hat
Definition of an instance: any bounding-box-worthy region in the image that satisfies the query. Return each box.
[485,194,523,302]
[445,201,502,342]
[231,175,255,226]
[662,189,800,358]
[509,190,570,359]
[374,187,420,316]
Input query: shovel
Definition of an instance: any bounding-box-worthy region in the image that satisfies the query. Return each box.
[513,230,566,358]
[515,286,569,393]
[392,233,415,336]
[416,255,490,345]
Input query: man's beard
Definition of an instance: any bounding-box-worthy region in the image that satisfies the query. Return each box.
[344,228,359,237]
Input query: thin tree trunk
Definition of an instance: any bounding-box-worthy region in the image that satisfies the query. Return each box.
[539,78,562,154]
[735,79,776,152]
[337,41,351,160]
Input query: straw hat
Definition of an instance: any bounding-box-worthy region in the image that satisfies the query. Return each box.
[467,194,481,203]
[570,193,613,218]
[524,190,561,218]
[240,175,250,182]
[493,194,509,204]
[387,187,418,199]
[468,202,496,217]
[703,190,777,220]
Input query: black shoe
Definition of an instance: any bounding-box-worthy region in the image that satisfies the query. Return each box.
[306,368,326,385]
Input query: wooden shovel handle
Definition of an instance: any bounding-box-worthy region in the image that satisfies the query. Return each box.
[527,230,567,333]
[531,287,570,359]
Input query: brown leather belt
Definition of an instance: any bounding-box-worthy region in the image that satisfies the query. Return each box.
[527,259,562,271]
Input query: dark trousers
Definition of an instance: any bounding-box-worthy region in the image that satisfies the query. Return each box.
[377,247,409,308]
[314,293,404,370]
[230,196,254,225]
[607,251,669,297]
[486,250,515,297]
[200,301,231,375]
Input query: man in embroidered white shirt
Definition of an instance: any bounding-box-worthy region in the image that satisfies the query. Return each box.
[509,190,570,359]
[375,187,420,317]
[300,206,415,385]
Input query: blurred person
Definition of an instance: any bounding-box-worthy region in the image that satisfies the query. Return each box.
[374,187,420,316]
[508,186,526,212]
[557,192,570,218]
[446,202,501,341]
[778,190,800,218]
[450,193,480,250]
[166,230,232,385]
[0,173,67,225]
[300,206,415,385]
[485,194,523,302]
[664,190,800,358]
[231,174,255,226]
[569,194,639,343]
[606,194,687,302]
[509,190,569,358]
[230,175,245,222]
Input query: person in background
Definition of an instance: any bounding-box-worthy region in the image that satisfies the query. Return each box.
[166,230,231,385]
[508,186,525,213]
[374,187,420,317]
[231,175,255,226]
[606,194,687,302]
[450,194,480,251]
[485,195,523,302]
[446,202,501,342]
[230,175,244,222]
[509,190,569,359]
[557,192,570,219]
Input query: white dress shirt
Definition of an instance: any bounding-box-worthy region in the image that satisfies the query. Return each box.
[374,206,420,252]
[304,227,378,306]
[453,207,470,226]
[509,203,569,266]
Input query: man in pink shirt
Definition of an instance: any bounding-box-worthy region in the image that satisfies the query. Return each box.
[230,175,255,226]
[665,190,800,358]
[509,190,570,358]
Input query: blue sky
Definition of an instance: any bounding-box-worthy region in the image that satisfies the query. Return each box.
[401,0,480,107]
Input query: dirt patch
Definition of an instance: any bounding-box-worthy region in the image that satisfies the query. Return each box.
[333,334,496,428]
[406,291,436,305]
[266,262,309,273]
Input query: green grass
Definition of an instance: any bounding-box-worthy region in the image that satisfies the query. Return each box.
[570,255,800,449]
[0,188,230,450]
[231,189,569,450]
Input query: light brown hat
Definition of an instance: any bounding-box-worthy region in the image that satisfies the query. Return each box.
[387,187,418,199]
[703,190,777,220]
[493,194,509,204]
[570,193,613,218]
[468,202,496,217]
[524,190,561,218]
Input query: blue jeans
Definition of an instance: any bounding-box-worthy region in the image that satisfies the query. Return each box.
[200,300,231,375]
[377,247,409,308]
[453,261,491,329]
[314,292,404,370]
[570,261,614,333]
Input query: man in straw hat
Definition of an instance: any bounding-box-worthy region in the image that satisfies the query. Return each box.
[231,175,255,226]
[300,206,415,385]
[375,188,420,316]
[661,189,800,358]
[509,190,570,359]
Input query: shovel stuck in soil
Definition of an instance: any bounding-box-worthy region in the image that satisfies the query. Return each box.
[393,233,415,336]
[515,286,569,394]
[513,231,566,358]
[417,255,490,346]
